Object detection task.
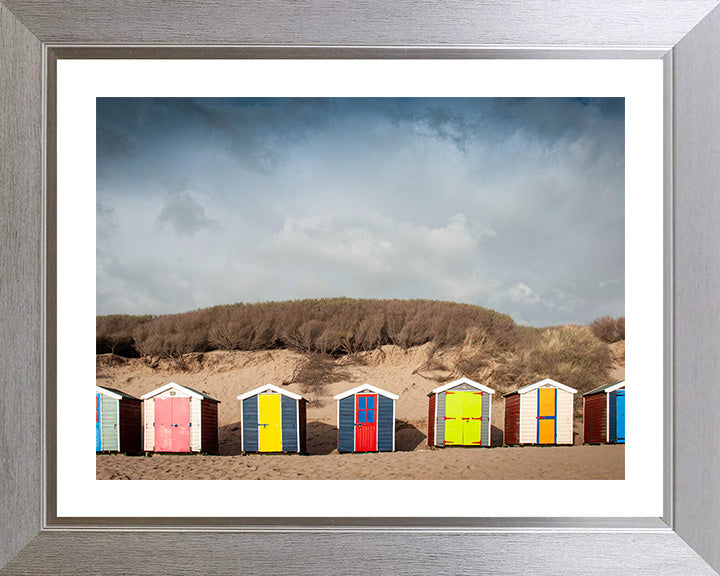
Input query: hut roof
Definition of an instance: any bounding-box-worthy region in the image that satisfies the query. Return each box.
[141,381,220,403]
[333,383,399,401]
[237,383,304,401]
[582,380,626,397]
[503,378,578,397]
[429,377,495,396]
[96,385,140,401]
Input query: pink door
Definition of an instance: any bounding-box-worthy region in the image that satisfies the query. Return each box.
[155,397,191,452]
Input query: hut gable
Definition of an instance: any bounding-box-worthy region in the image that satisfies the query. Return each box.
[96,386,122,400]
[515,378,578,396]
[429,377,495,396]
[237,383,303,401]
[96,385,140,401]
[141,381,219,402]
[582,380,625,397]
[333,383,399,401]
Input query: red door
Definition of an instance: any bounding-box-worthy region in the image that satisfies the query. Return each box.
[154,397,191,452]
[355,394,377,452]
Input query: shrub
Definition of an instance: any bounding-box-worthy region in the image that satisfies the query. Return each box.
[589,316,625,343]
[98,298,520,358]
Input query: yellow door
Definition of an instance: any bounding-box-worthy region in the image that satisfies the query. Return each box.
[258,394,282,452]
[537,388,556,444]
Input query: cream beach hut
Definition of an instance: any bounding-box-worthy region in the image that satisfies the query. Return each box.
[503,378,577,445]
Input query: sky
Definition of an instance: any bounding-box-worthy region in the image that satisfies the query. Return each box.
[96,97,624,326]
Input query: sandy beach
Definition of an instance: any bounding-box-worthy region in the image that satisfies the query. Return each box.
[97,444,624,480]
[96,343,625,480]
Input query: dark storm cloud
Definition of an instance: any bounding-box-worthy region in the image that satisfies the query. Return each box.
[96,97,624,325]
[156,189,219,237]
[96,126,135,161]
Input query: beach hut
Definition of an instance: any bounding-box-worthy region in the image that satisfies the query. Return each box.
[334,384,399,453]
[141,382,220,454]
[503,378,577,445]
[95,385,142,453]
[237,384,308,453]
[427,377,495,447]
[583,381,625,444]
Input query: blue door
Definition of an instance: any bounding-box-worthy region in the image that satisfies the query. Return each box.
[96,393,102,451]
[615,390,625,444]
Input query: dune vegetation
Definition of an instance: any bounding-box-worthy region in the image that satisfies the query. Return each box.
[96,298,623,398]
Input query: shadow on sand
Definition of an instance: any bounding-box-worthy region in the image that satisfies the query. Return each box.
[219,420,339,456]
[395,420,426,452]
[305,421,338,455]
[218,421,243,455]
[491,424,504,447]
[219,420,429,455]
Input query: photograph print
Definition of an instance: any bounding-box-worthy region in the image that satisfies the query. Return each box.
[95,97,625,480]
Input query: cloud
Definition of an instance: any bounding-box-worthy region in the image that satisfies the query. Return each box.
[96,126,135,161]
[156,188,219,237]
[96,97,624,325]
[508,282,545,306]
[265,212,498,305]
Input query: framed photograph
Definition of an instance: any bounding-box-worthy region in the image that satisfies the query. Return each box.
[2,2,720,574]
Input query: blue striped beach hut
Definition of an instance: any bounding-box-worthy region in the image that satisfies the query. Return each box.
[237,384,307,453]
[334,384,398,453]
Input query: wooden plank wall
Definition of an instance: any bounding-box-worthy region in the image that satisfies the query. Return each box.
[519,389,537,444]
[143,398,155,451]
[119,399,142,453]
[503,395,520,445]
[481,392,491,446]
[583,393,608,444]
[190,396,201,452]
[200,401,218,454]
[556,389,574,445]
[377,395,394,452]
[427,393,436,447]
[100,395,119,451]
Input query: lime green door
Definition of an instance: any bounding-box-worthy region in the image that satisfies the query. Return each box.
[464,392,483,445]
[444,391,483,445]
[444,391,464,445]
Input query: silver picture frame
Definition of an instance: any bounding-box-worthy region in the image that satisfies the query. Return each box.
[2,1,720,573]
